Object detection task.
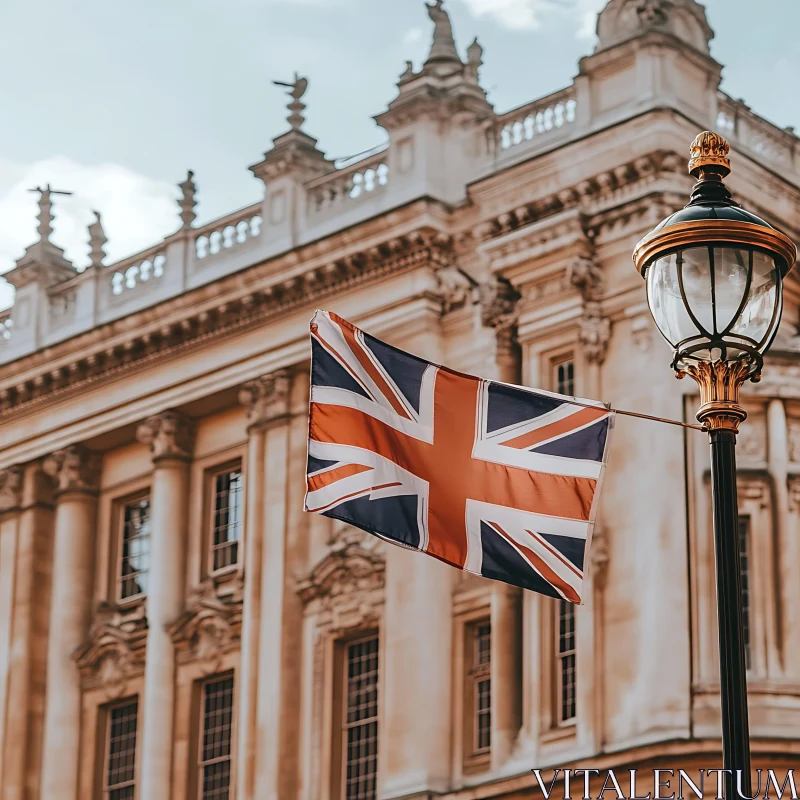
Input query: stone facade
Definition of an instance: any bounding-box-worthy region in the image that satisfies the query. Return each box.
[0,1,799,798]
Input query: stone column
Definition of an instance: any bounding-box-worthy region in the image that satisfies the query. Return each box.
[490,582,522,770]
[1,463,55,800]
[767,399,800,677]
[39,446,101,800]
[236,372,289,800]
[480,279,525,772]
[253,370,311,800]
[136,411,194,800]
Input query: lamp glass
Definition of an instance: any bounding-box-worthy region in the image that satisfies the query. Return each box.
[645,245,781,359]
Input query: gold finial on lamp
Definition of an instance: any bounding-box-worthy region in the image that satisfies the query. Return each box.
[688,131,731,178]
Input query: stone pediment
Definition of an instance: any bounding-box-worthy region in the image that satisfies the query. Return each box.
[168,577,242,673]
[298,530,385,633]
[75,602,148,696]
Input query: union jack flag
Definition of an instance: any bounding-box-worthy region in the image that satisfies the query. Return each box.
[305,310,614,603]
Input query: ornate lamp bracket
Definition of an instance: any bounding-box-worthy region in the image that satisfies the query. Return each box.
[676,359,756,432]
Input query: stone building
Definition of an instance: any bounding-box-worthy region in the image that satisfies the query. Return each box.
[1,0,799,798]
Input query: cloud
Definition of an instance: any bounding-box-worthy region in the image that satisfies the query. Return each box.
[458,0,605,36]
[0,157,179,310]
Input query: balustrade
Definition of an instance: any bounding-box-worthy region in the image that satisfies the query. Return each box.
[194,207,262,261]
[497,88,577,152]
[110,250,167,297]
[0,313,11,342]
[717,93,795,169]
[308,154,389,216]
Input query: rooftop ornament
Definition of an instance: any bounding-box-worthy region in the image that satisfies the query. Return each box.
[273,73,309,132]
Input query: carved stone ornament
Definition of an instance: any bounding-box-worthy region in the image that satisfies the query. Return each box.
[75,601,148,697]
[238,369,292,428]
[136,410,195,461]
[479,276,520,332]
[298,536,385,633]
[169,578,242,674]
[0,466,23,512]
[178,170,197,230]
[43,444,102,494]
[631,315,654,352]
[580,303,612,366]
[435,265,475,314]
[568,256,603,303]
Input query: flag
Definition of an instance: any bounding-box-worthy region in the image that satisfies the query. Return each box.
[304,310,614,603]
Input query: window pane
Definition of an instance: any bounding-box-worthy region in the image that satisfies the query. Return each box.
[212,470,242,571]
[120,498,150,599]
[557,600,576,723]
[106,700,138,798]
[470,621,492,754]
[556,360,575,396]
[200,676,234,800]
[344,637,378,800]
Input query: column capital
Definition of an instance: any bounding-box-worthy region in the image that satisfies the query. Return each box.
[43,445,102,494]
[136,410,195,461]
[238,369,292,429]
[0,466,23,511]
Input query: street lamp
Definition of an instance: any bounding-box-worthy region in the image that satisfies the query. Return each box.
[633,131,797,797]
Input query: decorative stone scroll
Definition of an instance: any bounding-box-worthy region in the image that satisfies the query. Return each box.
[569,256,611,366]
[136,410,195,461]
[169,577,243,674]
[479,276,521,353]
[0,466,22,512]
[238,369,292,428]
[43,444,102,494]
[75,601,148,697]
[298,534,385,635]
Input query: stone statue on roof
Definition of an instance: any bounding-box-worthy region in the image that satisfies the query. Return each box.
[425,0,461,64]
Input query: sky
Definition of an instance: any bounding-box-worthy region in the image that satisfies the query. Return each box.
[0,0,798,310]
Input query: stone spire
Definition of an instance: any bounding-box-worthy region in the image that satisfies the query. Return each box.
[88,211,107,268]
[250,73,329,185]
[178,170,197,230]
[425,1,461,66]
[31,184,72,244]
[4,184,75,287]
[272,73,309,132]
[465,37,483,83]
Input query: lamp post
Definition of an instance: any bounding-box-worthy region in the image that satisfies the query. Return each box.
[633,132,797,797]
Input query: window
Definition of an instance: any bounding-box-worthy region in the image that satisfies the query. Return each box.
[199,676,235,800]
[104,699,138,800]
[342,637,379,800]
[468,621,491,755]
[556,600,576,724]
[739,516,751,671]
[211,469,243,572]
[119,498,151,600]
[554,359,575,396]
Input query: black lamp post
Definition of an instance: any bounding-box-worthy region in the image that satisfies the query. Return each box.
[633,132,797,797]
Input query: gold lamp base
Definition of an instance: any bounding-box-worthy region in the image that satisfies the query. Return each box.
[676,359,756,432]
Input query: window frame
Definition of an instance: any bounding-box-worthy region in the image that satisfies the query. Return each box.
[197,672,236,800]
[555,599,577,726]
[206,461,244,578]
[102,697,139,800]
[464,618,492,766]
[331,632,380,800]
[552,356,576,397]
[112,490,152,607]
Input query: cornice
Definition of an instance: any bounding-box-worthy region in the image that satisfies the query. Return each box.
[471,150,683,247]
[0,224,453,420]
